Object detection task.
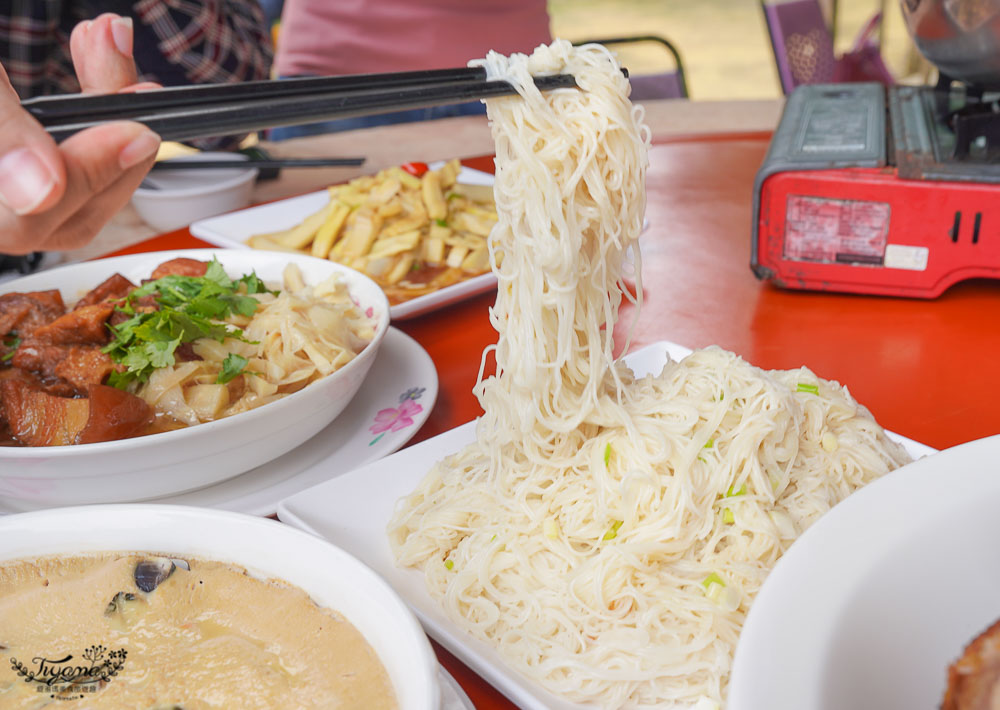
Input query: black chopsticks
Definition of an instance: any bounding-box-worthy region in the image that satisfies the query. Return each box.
[150,157,366,170]
[24,67,586,143]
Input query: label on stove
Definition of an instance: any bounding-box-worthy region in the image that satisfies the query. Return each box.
[783,195,890,266]
[884,244,929,271]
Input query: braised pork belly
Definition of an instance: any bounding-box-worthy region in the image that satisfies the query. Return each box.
[0,271,151,447]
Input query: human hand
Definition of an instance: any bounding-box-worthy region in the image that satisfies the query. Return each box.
[0,13,161,255]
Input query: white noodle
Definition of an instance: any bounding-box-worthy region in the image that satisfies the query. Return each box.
[137,266,375,424]
[387,40,910,708]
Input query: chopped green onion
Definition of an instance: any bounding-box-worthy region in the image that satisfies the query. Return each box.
[604,443,612,467]
[704,438,714,448]
[444,559,454,570]
[702,572,725,589]
[725,483,747,498]
[489,534,497,542]
[543,519,559,539]
[705,579,741,611]
[722,508,735,524]
[705,582,725,604]
[435,218,448,228]
[796,383,819,394]
[603,520,624,541]
[446,192,460,201]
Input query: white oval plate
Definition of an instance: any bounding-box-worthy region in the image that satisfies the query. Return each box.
[439,668,474,710]
[0,327,437,516]
[191,165,498,320]
[729,433,1000,710]
[276,340,935,710]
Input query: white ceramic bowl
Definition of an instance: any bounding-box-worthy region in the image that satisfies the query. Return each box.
[0,249,390,508]
[131,152,258,233]
[728,436,1000,710]
[0,505,441,710]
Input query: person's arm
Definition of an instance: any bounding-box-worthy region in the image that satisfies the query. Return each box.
[0,14,160,255]
[109,0,274,149]
[125,0,274,88]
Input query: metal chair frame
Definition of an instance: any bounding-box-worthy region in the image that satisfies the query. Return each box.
[576,35,689,99]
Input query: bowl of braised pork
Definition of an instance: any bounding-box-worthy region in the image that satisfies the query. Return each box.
[0,249,390,508]
[0,504,440,709]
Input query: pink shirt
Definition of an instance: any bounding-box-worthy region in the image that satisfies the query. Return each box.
[275,0,552,77]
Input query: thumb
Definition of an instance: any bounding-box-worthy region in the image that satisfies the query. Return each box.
[71,14,140,94]
[0,64,66,215]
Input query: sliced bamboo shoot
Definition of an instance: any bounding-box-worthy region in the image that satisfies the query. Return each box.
[446,245,469,268]
[386,253,416,284]
[461,245,490,273]
[339,207,383,257]
[421,171,447,220]
[369,229,422,259]
[276,202,335,248]
[311,201,351,258]
[425,237,445,263]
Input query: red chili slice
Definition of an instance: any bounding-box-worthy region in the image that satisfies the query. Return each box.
[400,161,429,177]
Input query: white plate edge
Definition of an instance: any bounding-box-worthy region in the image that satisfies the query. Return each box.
[193,326,440,516]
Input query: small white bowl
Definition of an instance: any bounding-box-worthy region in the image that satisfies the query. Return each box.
[0,249,390,508]
[0,504,441,710]
[132,152,258,232]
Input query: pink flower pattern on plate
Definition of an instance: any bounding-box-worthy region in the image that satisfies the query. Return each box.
[368,388,426,446]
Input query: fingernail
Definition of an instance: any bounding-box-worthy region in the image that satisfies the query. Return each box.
[0,148,57,215]
[119,129,160,170]
[111,16,133,57]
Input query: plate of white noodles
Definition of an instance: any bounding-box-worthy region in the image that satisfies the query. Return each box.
[279,39,933,709]
[277,339,932,710]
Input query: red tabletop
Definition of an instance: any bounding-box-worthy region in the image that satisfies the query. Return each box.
[104,135,1000,708]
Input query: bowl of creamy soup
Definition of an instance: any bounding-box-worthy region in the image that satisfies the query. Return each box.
[0,504,440,709]
[0,249,390,508]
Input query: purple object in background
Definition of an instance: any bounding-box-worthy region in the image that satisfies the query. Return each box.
[761,0,893,94]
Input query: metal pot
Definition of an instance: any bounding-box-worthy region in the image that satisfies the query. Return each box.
[900,0,1000,88]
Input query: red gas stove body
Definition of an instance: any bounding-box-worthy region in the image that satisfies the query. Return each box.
[756,165,1000,298]
[752,83,1000,298]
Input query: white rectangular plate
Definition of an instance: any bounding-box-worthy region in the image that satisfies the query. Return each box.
[277,341,935,710]
[191,165,498,320]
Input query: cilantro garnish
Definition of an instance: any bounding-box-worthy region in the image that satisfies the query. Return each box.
[103,258,272,389]
[217,353,249,384]
[236,270,275,296]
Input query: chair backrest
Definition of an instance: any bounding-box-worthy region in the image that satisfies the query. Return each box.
[575,35,689,100]
[761,0,837,94]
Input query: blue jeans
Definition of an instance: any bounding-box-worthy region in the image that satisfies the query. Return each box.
[268,97,487,141]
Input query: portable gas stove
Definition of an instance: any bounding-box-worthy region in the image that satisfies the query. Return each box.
[752,79,1000,298]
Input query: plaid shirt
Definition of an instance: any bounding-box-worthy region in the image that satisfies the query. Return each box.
[0,1,273,145]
